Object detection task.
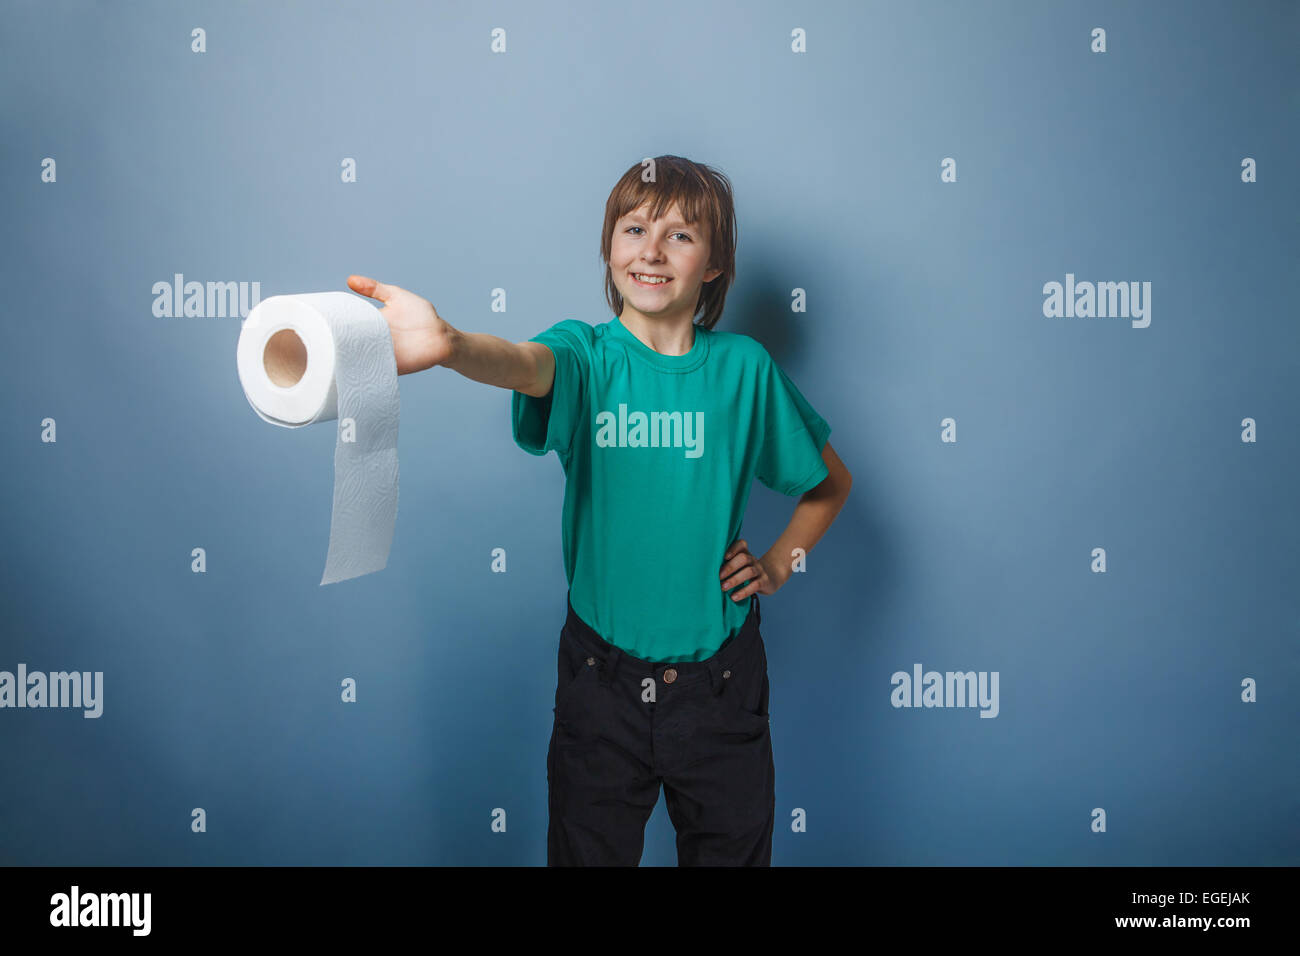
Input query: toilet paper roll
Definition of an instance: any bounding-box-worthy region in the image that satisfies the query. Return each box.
[236,291,400,585]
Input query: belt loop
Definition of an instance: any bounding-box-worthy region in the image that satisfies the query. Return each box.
[752,594,761,628]
[600,647,622,687]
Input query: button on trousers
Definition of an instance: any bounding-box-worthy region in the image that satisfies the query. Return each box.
[546,591,775,866]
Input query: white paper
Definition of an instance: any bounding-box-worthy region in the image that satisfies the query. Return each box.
[236,291,400,585]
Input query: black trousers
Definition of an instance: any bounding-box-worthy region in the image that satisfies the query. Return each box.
[546,591,775,866]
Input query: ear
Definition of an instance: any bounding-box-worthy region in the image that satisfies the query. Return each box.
[702,267,723,283]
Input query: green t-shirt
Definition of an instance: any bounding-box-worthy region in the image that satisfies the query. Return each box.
[511,313,831,662]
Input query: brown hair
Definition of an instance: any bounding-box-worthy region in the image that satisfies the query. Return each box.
[600,156,737,330]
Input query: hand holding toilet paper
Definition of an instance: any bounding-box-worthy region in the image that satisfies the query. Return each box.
[236,292,400,585]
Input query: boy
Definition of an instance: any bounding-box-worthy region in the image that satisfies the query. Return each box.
[346,155,852,866]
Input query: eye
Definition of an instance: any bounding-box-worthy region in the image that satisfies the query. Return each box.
[624,226,692,241]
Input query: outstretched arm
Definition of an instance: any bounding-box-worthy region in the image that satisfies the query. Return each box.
[347,273,550,394]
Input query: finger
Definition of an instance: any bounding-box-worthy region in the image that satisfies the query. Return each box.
[722,538,748,563]
[347,275,397,303]
[719,552,752,580]
[722,564,757,590]
[731,578,758,601]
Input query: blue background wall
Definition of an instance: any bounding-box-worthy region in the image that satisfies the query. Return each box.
[1,0,1296,865]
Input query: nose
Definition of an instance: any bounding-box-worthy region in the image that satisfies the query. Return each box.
[641,233,668,262]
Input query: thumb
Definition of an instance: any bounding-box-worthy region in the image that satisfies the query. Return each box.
[347,274,399,303]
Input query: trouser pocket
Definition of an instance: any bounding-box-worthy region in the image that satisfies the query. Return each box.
[717,632,771,726]
[553,627,591,706]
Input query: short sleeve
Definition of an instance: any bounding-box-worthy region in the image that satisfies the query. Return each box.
[511,320,591,458]
[754,356,832,496]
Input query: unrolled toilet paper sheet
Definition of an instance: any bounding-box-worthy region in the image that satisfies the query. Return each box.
[236,291,400,585]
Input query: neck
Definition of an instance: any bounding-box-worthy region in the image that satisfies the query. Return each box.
[618,307,696,356]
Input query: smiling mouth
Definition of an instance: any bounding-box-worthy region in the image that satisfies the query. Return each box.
[630,272,673,287]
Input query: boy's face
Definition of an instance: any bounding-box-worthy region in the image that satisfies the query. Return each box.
[610,201,723,325]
